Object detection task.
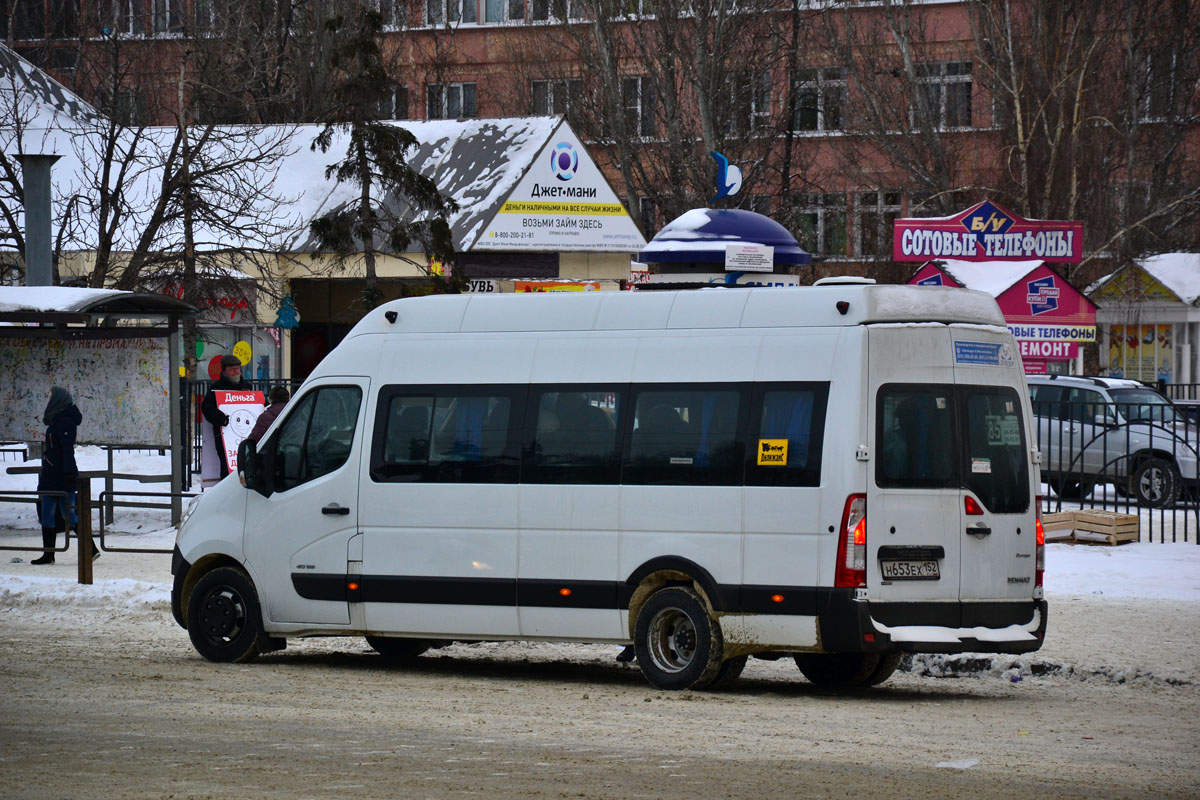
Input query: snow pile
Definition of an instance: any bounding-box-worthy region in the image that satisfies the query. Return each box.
[0,574,168,613]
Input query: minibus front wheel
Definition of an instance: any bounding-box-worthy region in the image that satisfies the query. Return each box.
[634,586,727,691]
[187,566,266,663]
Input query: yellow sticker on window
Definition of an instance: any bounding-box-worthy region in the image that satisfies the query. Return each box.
[757,438,789,466]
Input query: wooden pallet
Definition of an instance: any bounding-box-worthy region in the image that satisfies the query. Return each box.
[1043,509,1140,545]
[1041,512,1077,542]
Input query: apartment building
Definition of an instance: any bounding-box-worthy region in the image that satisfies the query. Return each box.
[5,0,1198,288]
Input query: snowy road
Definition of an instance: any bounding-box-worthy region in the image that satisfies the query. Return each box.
[2,539,1199,798]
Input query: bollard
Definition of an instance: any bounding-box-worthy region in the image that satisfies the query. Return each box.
[77,475,94,585]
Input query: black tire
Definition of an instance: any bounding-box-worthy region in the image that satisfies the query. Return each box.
[365,636,431,659]
[1050,476,1094,500]
[708,655,749,691]
[187,566,265,663]
[794,652,881,687]
[1133,458,1180,508]
[861,653,903,687]
[634,586,725,691]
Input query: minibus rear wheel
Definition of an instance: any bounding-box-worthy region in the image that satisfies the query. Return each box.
[187,566,265,663]
[634,586,725,690]
[794,652,884,687]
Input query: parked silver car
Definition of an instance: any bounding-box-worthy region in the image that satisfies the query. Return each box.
[1027,375,1199,507]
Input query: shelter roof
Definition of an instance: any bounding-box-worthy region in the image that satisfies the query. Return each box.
[0,286,196,323]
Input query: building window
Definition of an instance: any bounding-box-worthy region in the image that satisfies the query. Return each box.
[379,85,409,120]
[532,77,582,120]
[100,0,137,36]
[1139,51,1177,122]
[793,67,845,132]
[530,0,582,21]
[747,195,771,215]
[99,86,146,126]
[50,0,79,39]
[638,196,657,235]
[427,82,477,119]
[855,191,901,258]
[484,0,523,21]
[11,0,45,39]
[427,0,477,25]
[792,193,847,256]
[622,75,655,137]
[152,0,183,34]
[725,70,771,136]
[914,61,972,129]
[623,0,655,15]
[374,0,408,28]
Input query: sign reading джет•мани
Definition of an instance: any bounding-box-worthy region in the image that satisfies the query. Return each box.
[893,200,1082,263]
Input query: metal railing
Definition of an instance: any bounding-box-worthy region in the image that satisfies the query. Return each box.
[1034,399,1199,543]
[96,490,197,554]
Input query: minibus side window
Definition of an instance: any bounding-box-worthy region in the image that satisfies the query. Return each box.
[876,386,957,487]
[371,386,521,483]
[624,386,744,485]
[273,386,362,492]
[960,388,1029,513]
[525,388,622,484]
[746,383,829,487]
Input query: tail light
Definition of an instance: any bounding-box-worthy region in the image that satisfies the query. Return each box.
[1034,495,1045,587]
[835,494,867,588]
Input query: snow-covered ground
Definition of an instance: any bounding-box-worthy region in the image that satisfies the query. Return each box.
[2,447,1199,687]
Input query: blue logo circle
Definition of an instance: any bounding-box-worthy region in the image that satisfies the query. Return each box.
[551,142,578,181]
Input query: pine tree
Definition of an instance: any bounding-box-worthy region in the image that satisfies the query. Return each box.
[310,11,458,309]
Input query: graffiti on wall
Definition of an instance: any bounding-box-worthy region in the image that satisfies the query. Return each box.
[0,337,171,445]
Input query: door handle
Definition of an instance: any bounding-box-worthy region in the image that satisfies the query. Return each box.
[322,504,351,516]
[966,522,991,537]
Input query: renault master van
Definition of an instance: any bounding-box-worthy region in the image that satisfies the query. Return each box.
[172,283,1047,690]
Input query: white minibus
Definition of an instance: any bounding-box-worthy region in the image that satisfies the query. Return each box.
[172,282,1047,690]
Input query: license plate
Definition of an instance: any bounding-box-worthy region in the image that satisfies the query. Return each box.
[880,559,940,580]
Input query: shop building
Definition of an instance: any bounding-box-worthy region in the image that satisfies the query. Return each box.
[1088,253,1200,387]
[908,260,1097,376]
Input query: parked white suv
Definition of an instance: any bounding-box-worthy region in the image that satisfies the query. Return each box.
[1027,375,1199,507]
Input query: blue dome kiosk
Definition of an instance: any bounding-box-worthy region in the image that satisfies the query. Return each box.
[636,208,811,289]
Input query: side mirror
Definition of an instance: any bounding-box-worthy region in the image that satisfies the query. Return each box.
[1095,412,1117,427]
[237,438,271,497]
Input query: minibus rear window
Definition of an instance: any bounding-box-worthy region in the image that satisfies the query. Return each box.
[961,389,1029,513]
[877,387,957,488]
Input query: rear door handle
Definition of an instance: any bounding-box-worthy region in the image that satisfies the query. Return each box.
[966,522,991,537]
[322,504,351,516]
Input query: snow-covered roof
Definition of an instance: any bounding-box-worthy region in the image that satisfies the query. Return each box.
[0,43,99,132]
[285,117,563,253]
[934,260,1044,297]
[1087,253,1200,305]
[1139,253,1200,305]
[2,46,634,259]
[0,286,195,317]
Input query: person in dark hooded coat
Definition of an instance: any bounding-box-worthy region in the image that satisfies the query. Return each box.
[31,386,82,565]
